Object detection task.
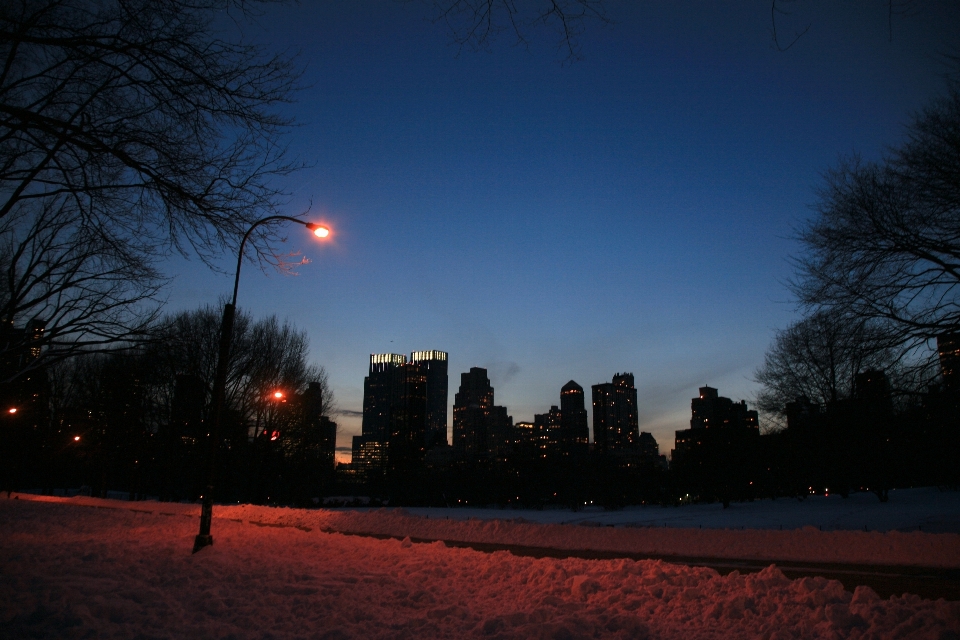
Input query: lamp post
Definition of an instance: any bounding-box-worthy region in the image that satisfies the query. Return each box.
[193,216,329,553]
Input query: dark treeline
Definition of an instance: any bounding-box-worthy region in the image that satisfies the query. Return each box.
[332,377,958,510]
[0,306,336,507]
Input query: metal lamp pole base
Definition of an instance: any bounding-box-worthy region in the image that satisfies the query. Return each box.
[192,302,235,553]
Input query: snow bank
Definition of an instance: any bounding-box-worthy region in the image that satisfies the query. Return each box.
[2,498,959,639]
[15,492,960,569]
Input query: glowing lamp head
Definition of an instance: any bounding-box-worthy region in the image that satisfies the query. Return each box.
[305,222,330,238]
[273,391,283,400]
[73,436,80,442]
[7,407,16,414]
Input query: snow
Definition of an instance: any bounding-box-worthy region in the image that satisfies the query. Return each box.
[403,488,960,534]
[2,492,959,638]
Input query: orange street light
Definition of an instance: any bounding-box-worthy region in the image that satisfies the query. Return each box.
[7,408,16,414]
[73,436,80,442]
[306,223,330,238]
[273,391,284,400]
[194,215,330,555]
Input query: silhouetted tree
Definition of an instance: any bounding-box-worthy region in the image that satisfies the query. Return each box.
[754,310,903,426]
[0,0,302,379]
[792,73,960,371]
[150,306,334,502]
[421,0,609,63]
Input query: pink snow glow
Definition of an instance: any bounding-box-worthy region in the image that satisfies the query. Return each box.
[1,495,958,639]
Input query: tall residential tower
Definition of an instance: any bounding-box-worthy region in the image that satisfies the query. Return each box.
[410,350,448,447]
[592,373,640,454]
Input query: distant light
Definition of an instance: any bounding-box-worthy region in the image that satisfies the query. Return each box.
[7,408,16,414]
[73,436,80,441]
[273,391,283,399]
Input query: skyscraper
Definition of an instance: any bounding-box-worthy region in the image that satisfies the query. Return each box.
[302,380,337,476]
[361,353,407,445]
[560,380,589,458]
[453,367,493,458]
[592,373,640,454]
[410,350,448,447]
[355,352,440,477]
[354,353,426,475]
[452,367,512,460]
[387,361,427,470]
[673,386,760,466]
[533,406,563,459]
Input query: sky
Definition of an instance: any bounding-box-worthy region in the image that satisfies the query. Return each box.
[165,1,960,459]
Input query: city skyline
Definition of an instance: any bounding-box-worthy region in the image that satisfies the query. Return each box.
[350,350,743,464]
[161,2,960,458]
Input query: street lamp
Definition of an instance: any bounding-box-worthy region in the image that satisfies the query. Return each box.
[193,216,329,553]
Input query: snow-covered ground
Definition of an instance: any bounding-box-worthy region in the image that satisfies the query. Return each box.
[11,488,960,568]
[403,487,960,534]
[2,492,960,638]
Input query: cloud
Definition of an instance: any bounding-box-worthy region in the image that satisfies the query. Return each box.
[484,361,521,386]
[338,409,363,418]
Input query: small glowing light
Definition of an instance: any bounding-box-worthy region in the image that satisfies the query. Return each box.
[313,225,329,238]
[7,408,16,414]
[73,436,80,441]
[273,391,283,399]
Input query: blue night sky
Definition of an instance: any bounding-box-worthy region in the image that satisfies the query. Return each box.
[166,1,960,459]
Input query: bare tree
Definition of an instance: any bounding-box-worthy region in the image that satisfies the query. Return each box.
[754,310,904,426]
[0,198,164,381]
[151,305,334,431]
[419,0,609,63]
[769,0,925,51]
[793,77,960,371]
[0,0,302,378]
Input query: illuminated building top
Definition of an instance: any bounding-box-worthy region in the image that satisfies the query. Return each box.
[411,350,447,362]
[370,353,406,366]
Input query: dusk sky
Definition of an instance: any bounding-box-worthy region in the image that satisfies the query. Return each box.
[166,1,960,459]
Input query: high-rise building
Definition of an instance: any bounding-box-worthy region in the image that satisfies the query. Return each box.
[355,353,429,476]
[453,367,493,458]
[560,380,589,458]
[302,380,337,475]
[388,361,427,470]
[673,386,759,465]
[352,434,384,482]
[452,367,513,460]
[938,333,960,388]
[533,405,563,459]
[361,353,407,445]
[515,421,536,457]
[637,431,664,467]
[689,386,759,431]
[591,373,639,454]
[488,405,514,461]
[410,350,448,447]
